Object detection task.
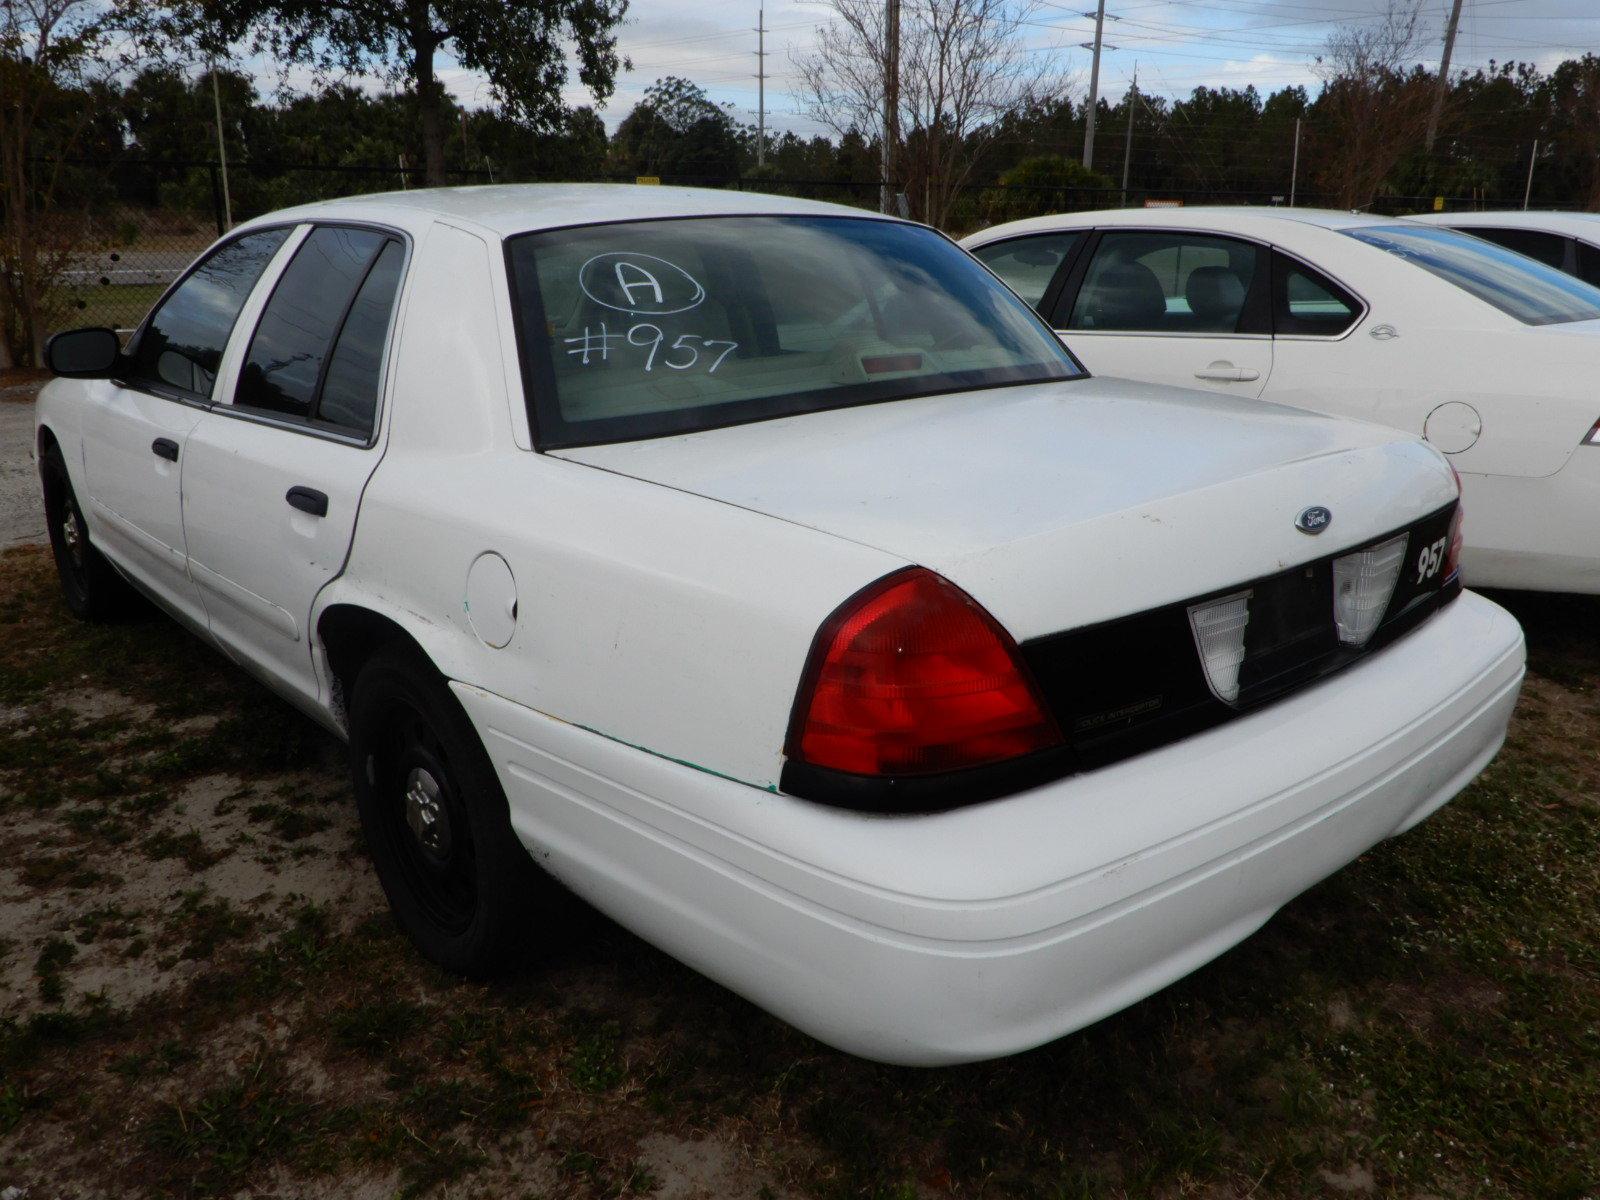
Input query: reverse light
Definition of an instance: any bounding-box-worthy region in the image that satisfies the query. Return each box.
[787,568,1061,776]
[1332,534,1407,647]
[1188,591,1251,704]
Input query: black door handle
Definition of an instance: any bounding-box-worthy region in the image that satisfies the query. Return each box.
[151,437,179,462]
[285,486,328,517]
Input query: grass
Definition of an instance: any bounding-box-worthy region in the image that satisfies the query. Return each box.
[0,541,1596,1198]
[55,283,167,334]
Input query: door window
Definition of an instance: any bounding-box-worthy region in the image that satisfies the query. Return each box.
[969,233,1083,308]
[125,228,292,400]
[1065,231,1260,334]
[1272,254,1362,336]
[1461,226,1569,271]
[235,226,404,437]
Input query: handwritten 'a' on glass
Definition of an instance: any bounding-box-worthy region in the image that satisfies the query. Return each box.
[578,252,707,316]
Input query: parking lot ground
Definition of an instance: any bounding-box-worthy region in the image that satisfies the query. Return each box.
[0,403,1596,1196]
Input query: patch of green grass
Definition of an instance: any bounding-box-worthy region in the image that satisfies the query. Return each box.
[18,852,113,891]
[328,997,428,1058]
[140,1057,345,1198]
[142,828,229,871]
[565,1020,627,1094]
[34,935,77,1004]
[247,797,333,842]
[169,889,253,961]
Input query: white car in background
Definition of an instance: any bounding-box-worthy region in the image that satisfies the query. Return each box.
[1411,209,1600,287]
[963,207,1600,594]
[35,186,1522,1066]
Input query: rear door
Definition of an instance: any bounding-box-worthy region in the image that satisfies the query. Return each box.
[181,225,408,711]
[1047,228,1273,396]
[82,229,292,625]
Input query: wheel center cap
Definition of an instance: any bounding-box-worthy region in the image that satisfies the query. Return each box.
[403,766,451,859]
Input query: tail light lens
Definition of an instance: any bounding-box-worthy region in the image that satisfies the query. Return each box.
[1445,464,1465,580]
[787,568,1062,777]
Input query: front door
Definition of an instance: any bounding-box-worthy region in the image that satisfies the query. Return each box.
[182,226,407,711]
[80,228,294,625]
[1048,229,1273,398]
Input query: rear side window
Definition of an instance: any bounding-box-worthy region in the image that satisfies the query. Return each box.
[1348,225,1600,325]
[235,226,404,436]
[1066,231,1262,334]
[969,233,1082,308]
[317,240,406,434]
[1461,226,1569,271]
[1273,254,1361,336]
[1576,241,1600,288]
[126,229,291,400]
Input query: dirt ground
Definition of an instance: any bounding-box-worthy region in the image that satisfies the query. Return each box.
[1,376,47,549]
[1,379,1596,1199]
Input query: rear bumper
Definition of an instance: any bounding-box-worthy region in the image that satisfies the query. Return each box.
[456,590,1524,1066]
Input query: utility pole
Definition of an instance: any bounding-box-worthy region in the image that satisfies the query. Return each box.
[1524,139,1538,210]
[209,60,232,231]
[755,6,767,169]
[1120,66,1136,207]
[1289,117,1301,207]
[1082,0,1107,171]
[1424,0,1464,153]
[881,0,899,214]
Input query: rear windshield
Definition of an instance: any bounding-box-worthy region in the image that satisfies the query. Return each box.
[1347,224,1600,325]
[506,215,1083,448]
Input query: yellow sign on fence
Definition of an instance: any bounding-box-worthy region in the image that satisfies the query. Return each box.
[636,176,661,186]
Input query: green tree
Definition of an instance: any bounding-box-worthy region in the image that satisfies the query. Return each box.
[611,77,743,180]
[982,154,1111,224]
[161,0,627,186]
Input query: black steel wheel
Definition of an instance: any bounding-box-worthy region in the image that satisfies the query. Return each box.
[39,441,127,621]
[349,643,553,976]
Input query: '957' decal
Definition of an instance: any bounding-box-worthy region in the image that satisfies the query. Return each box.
[1416,536,1448,583]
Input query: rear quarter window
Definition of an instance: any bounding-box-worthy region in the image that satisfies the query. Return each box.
[1348,225,1600,325]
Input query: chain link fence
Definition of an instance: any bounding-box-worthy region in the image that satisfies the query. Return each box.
[12,157,1508,354]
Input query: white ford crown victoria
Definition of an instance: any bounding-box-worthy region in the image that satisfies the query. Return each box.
[36,186,1523,1066]
[964,207,1600,595]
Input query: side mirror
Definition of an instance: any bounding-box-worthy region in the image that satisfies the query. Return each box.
[44,327,121,378]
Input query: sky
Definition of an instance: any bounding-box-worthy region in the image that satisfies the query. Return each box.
[279,0,1600,137]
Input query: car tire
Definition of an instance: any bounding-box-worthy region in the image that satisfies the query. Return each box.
[349,642,553,977]
[39,442,129,621]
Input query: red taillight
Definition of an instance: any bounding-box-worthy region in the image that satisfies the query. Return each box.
[1445,464,1465,580]
[787,568,1062,777]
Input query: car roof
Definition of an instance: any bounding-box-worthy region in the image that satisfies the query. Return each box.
[242,183,898,239]
[962,205,1417,244]
[1409,210,1600,234]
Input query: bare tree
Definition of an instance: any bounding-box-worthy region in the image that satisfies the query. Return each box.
[1313,0,1434,209]
[794,0,1068,230]
[0,0,115,367]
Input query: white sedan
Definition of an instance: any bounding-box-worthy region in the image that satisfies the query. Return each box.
[1411,209,1600,287]
[963,207,1600,594]
[35,186,1523,1066]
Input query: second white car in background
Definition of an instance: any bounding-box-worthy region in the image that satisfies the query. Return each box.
[964,207,1600,594]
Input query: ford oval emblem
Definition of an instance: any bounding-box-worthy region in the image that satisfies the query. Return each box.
[1295,505,1332,535]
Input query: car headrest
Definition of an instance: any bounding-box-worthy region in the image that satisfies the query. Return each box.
[1082,261,1167,329]
[1184,265,1246,327]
